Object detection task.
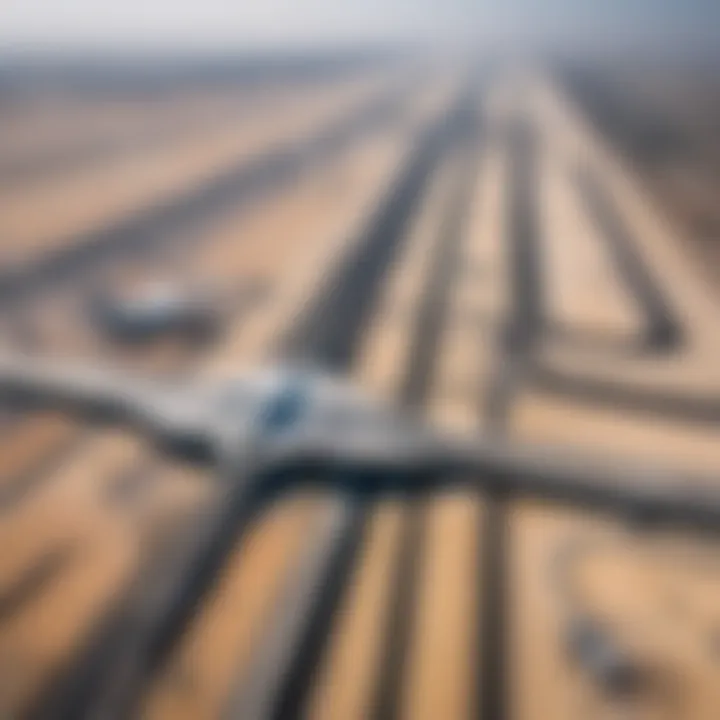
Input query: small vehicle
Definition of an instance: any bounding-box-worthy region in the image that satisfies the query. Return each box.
[88,281,223,344]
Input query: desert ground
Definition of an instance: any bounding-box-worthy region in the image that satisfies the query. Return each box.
[0,53,717,718]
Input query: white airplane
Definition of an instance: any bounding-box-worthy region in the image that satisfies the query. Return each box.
[0,353,716,532]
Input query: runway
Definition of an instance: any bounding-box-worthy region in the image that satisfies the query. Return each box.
[0,58,717,718]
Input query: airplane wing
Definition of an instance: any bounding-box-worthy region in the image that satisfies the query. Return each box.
[0,354,220,461]
[278,422,720,532]
[0,354,155,418]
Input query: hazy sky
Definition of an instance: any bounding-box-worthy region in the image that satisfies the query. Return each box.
[1,0,718,53]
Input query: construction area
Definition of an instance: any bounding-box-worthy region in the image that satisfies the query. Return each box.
[0,54,718,718]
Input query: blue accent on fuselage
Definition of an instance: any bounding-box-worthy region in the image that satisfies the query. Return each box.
[259,376,309,434]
